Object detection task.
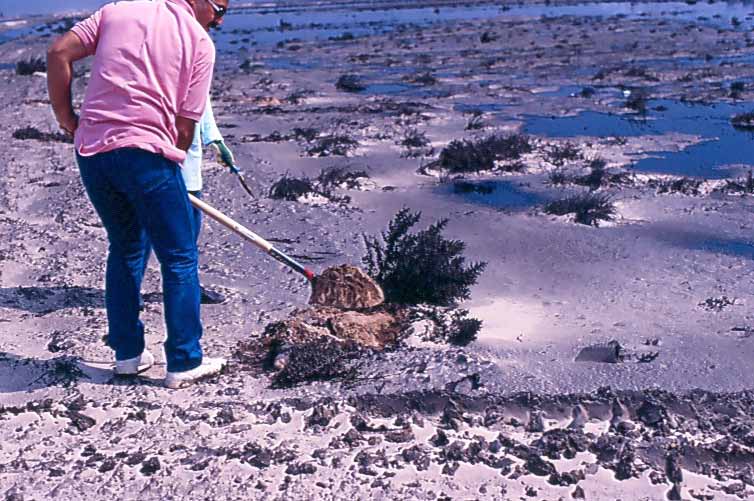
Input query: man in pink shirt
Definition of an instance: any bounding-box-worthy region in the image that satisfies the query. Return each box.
[46,0,230,389]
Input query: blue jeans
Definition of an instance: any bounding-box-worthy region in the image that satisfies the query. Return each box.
[141,190,202,284]
[76,148,203,372]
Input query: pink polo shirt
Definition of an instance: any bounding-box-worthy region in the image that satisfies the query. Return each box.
[71,0,215,163]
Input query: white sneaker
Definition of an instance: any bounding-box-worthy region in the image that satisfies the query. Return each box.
[114,349,155,375]
[164,358,226,389]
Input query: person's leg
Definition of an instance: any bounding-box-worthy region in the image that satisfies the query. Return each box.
[188,190,202,244]
[76,151,148,361]
[117,149,203,373]
[139,239,152,311]
[188,190,226,305]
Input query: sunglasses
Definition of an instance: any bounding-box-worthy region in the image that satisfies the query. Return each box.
[207,0,227,19]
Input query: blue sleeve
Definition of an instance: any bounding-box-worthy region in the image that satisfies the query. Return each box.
[200,96,223,146]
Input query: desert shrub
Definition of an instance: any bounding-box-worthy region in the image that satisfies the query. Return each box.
[335,74,365,92]
[401,129,429,148]
[329,32,355,42]
[410,306,482,346]
[722,171,754,194]
[291,127,319,141]
[16,57,46,75]
[731,112,754,130]
[547,142,581,166]
[624,67,659,82]
[448,313,483,346]
[439,134,532,173]
[649,177,703,195]
[465,112,485,130]
[12,126,72,144]
[730,81,746,99]
[268,175,316,200]
[544,193,616,227]
[403,72,437,86]
[316,166,369,190]
[548,168,570,185]
[573,158,607,190]
[480,31,496,43]
[625,88,650,113]
[362,208,487,306]
[285,90,313,104]
[306,135,358,156]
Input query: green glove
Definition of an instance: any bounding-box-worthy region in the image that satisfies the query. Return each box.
[211,141,236,172]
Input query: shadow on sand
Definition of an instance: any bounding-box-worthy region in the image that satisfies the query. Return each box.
[0,286,162,314]
[0,352,163,393]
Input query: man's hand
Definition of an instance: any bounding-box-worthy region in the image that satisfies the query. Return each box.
[211,141,236,171]
[59,112,79,136]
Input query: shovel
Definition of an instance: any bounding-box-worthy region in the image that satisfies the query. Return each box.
[187,194,384,309]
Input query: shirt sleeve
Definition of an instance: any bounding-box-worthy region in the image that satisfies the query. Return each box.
[178,37,215,121]
[200,97,223,145]
[70,8,103,56]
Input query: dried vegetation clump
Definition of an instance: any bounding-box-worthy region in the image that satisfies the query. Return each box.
[544,193,616,227]
[363,208,487,306]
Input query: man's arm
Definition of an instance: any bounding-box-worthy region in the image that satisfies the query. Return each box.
[47,32,89,135]
[176,116,197,152]
[200,98,223,146]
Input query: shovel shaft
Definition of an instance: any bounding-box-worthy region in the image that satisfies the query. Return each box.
[188,194,315,281]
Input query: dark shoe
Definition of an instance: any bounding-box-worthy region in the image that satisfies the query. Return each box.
[200,286,226,305]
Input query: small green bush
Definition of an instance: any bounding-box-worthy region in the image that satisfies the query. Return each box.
[362,208,487,306]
